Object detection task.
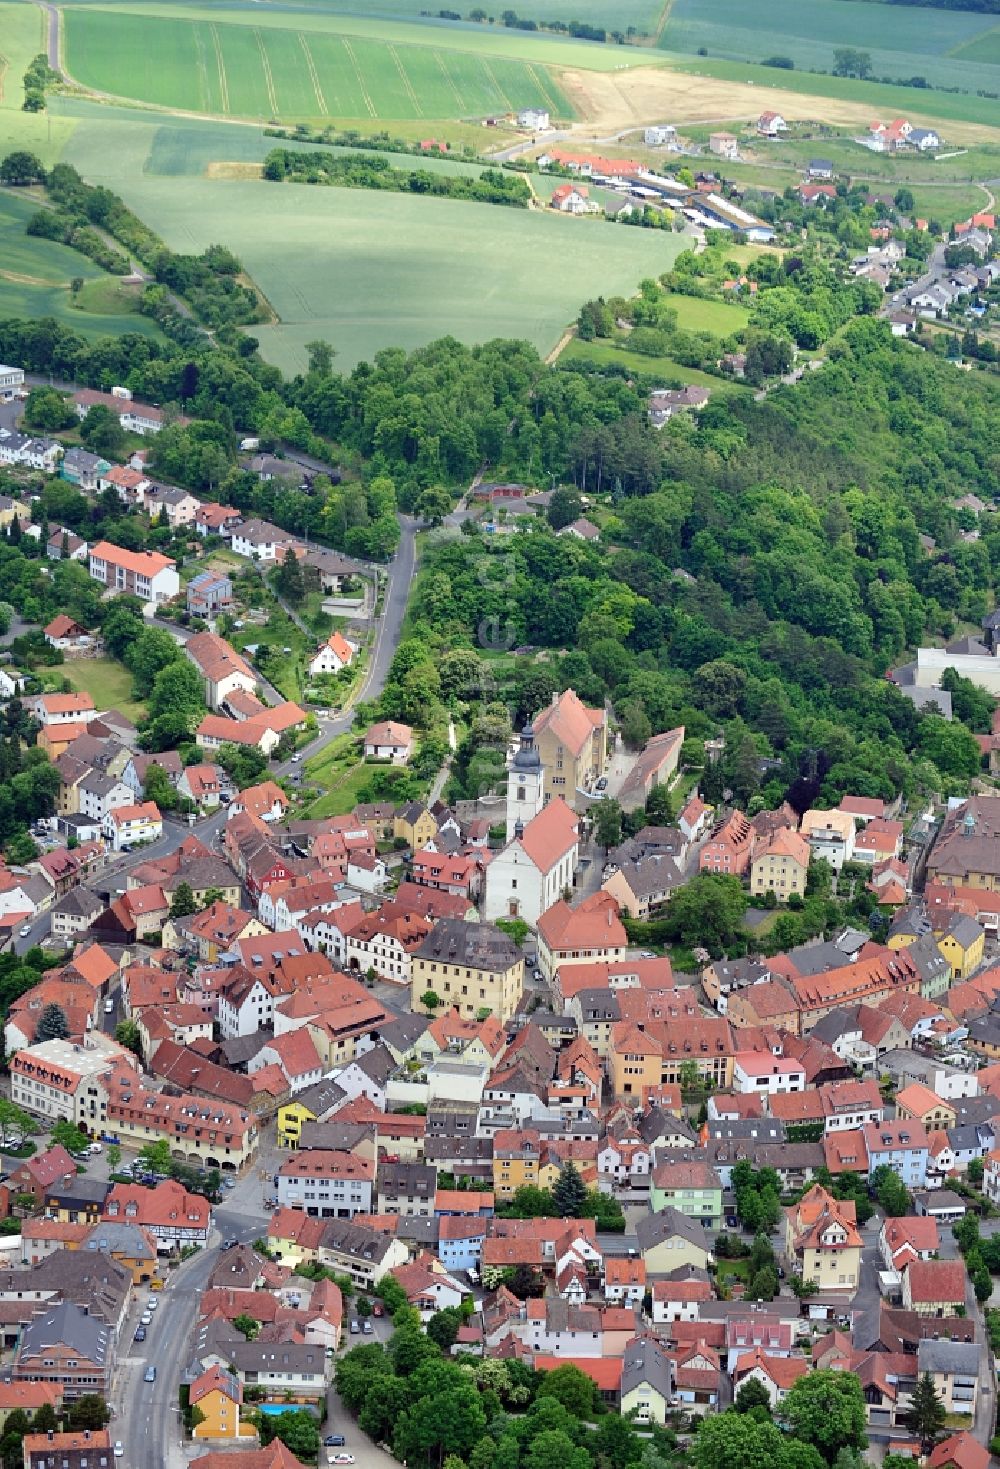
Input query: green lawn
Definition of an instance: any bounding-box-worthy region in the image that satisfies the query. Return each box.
[56,657,147,721]
[661,0,1000,95]
[302,731,372,818]
[663,292,751,334]
[63,7,575,121]
[563,335,752,393]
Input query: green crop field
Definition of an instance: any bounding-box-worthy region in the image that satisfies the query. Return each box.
[62,6,580,120]
[947,24,1000,64]
[661,0,1000,94]
[74,156,685,370]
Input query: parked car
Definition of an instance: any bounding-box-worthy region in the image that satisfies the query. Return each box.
[104,998,115,1013]
[140,1312,153,1326]
[113,1444,124,1459]
[146,1296,157,1311]
[349,1320,360,1334]
[19,925,31,938]
[362,1320,374,1334]
[134,1327,146,1343]
[323,1437,345,1448]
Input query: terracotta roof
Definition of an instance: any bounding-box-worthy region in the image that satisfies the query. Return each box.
[734,1346,809,1389]
[538,891,627,950]
[927,1433,990,1469]
[517,797,579,872]
[533,688,605,757]
[896,1082,953,1119]
[905,1259,966,1304]
[365,720,412,747]
[91,540,175,577]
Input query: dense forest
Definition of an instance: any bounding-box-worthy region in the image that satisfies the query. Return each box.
[1,267,999,814]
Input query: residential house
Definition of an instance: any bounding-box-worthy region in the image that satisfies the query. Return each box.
[784,1184,862,1292]
[102,802,161,852]
[189,1364,249,1440]
[649,1160,722,1228]
[902,1260,968,1317]
[88,542,179,605]
[863,1119,930,1188]
[916,1338,980,1416]
[307,632,355,677]
[620,1335,675,1425]
[186,570,234,617]
[750,829,810,902]
[364,720,413,764]
[13,1302,112,1399]
[536,892,627,980]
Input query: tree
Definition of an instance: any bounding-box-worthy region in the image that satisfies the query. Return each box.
[420,990,441,1013]
[49,1119,88,1154]
[832,47,871,77]
[80,404,125,458]
[276,547,305,605]
[23,387,75,432]
[426,1306,462,1352]
[678,1058,701,1095]
[107,1144,121,1173]
[894,188,915,213]
[0,151,46,185]
[148,660,205,726]
[904,1371,946,1452]
[783,1371,867,1462]
[418,485,453,527]
[35,1003,70,1043]
[31,1404,58,1433]
[871,1164,909,1218]
[233,1312,260,1340]
[67,1397,110,1431]
[535,1363,597,1417]
[747,1267,778,1301]
[169,882,198,919]
[260,1408,320,1463]
[547,486,583,531]
[0,1098,35,1147]
[115,1019,142,1057]
[552,1162,587,1218]
[138,1139,172,1174]
[592,797,622,854]
[735,1378,772,1414]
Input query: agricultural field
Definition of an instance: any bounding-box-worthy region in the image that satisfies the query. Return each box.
[661,0,1000,95]
[60,114,686,372]
[61,6,584,120]
[666,55,1000,132]
[0,188,162,339]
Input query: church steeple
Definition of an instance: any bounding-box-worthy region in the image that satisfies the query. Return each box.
[506,723,544,842]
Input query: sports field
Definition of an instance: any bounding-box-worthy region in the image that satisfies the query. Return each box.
[662,0,1000,95]
[62,7,580,120]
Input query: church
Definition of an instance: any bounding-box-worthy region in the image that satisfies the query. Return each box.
[483,724,581,925]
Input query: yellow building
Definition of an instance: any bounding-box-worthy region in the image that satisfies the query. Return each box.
[410,919,525,1025]
[393,802,438,851]
[749,830,810,904]
[894,1082,957,1131]
[493,1129,541,1201]
[0,496,30,530]
[532,687,608,812]
[784,1183,862,1292]
[609,1023,663,1100]
[189,1365,252,1440]
[935,915,985,981]
[276,1080,346,1148]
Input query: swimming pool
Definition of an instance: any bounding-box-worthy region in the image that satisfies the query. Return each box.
[258,1404,319,1418]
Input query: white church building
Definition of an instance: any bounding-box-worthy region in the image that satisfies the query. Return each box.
[484,725,580,925]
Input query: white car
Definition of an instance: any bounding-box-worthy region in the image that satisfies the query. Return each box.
[113,1445,124,1459]
[140,1311,153,1325]
[290,753,301,763]
[146,1297,158,1310]
[19,925,31,938]
[331,1457,356,1466]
